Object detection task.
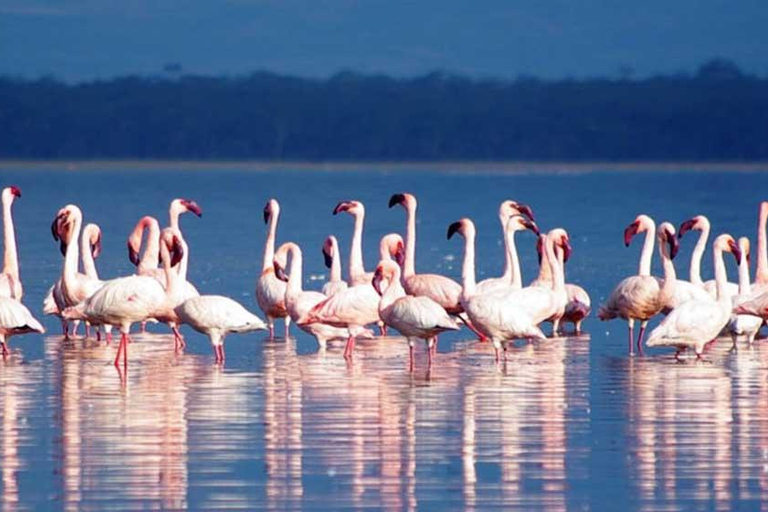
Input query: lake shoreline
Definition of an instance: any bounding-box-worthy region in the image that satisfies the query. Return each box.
[1,159,768,174]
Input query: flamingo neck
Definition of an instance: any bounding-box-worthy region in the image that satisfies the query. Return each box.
[507,229,522,288]
[2,197,18,279]
[545,236,565,292]
[63,215,82,288]
[638,228,655,276]
[460,231,477,299]
[659,240,676,301]
[330,239,342,283]
[80,227,98,280]
[349,212,365,282]
[169,203,183,231]
[178,239,190,281]
[757,207,768,283]
[499,215,512,282]
[536,238,553,284]
[139,217,160,272]
[379,270,406,313]
[286,244,304,296]
[262,211,279,272]
[160,246,179,295]
[689,225,709,286]
[713,247,728,303]
[403,203,417,278]
[737,252,751,295]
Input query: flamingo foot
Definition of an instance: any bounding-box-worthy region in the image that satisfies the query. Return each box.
[380,324,387,336]
[114,333,129,368]
[494,347,500,363]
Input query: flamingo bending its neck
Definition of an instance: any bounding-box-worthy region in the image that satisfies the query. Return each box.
[321,235,348,297]
[728,237,762,347]
[677,215,735,304]
[256,199,290,339]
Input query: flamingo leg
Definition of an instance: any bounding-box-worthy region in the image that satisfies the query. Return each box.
[427,341,433,368]
[0,342,8,358]
[114,334,126,367]
[409,345,414,372]
[343,335,355,360]
[432,336,439,356]
[96,328,102,342]
[61,320,68,337]
[106,332,113,345]
[85,323,91,339]
[636,321,647,354]
[172,326,185,350]
[379,322,387,336]
[140,321,147,333]
[267,317,275,340]
[71,321,79,338]
[123,334,128,371]
[284,317,291,339]
[628,320,635,355]
[494,347,500,363]
[461,317,489,343]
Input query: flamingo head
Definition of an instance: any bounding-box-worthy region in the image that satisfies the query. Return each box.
[51,205,82,256]
[549,228,572,263]
[678,215,708,239]
[379,233,405,267]
[372,260,399,296]
[2,186,21,204]
[447,218,476,240]
[273,243,291,282]
[332,200,364,216]
[738,237,750,265]
[159,228,184,268]
[263,198,279,224]
[500,200,535,222]
[505,214,540,236]
[170,198,202,218]
[388,192,416,211]
[321,236,337,269]
[658,222,679,260]
[714,234,741,264]
[85,224,102,259]
[624,214,654,247]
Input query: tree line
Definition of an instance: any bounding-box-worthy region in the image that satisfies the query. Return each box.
[1,58,766,161]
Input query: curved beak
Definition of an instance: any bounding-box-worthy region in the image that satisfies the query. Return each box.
[127,241,140,266]
[333,201,351,215]
[388,193,406,208]
[91,233,102,259]
[516,203,535,221]
[561,237,573,263]
[522,218,540,236]
[536,235,543,265]
[10,186,21,198]
[447,221,462,240]
[667,231,680,259]
[322,245,333,269]
[273,261,289,282]
[624,221,640,247]
[394,242,405,267]
[678,218,696,239]
[371,269,384,296]
[263,204,271,224]
[182,200,202,217]
[51,217,61,242]
[729,239,742,264]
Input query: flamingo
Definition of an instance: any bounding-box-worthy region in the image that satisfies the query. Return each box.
[678,215,736,302]
[332,200,374,286]
[0,297,44,358]
[476,200,535,294]
[728,237,763,347]
[372,260,459,369]
[256,199,290,339]
[647,234,740,359]
[62,228,185,368]
[321,236,348,297]
[754,201,768,291]
[175,296,267,364]
[44,222,102,337]
[0,186,22,300]
[168,198,203,231]
[127,216,165,285]
[274,242,358,348]
[531,232,592,334]
[598,216,679,354]
[388,192,486,340]
[447,217,545,362]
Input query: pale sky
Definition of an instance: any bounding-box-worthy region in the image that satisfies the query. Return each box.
[1,0,767,81]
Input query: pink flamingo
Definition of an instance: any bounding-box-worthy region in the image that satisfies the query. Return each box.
[256,199,290,339]
[753,201,768,292]
[0,186,22,300]
[728,237,762,347]
[598,217,678,354]
[321,235,348,297]
[0,297,44,358]
[332,200,375,286]
[677,215,735,303]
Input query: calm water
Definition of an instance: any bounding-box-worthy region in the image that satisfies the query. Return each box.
[0,166,767,510]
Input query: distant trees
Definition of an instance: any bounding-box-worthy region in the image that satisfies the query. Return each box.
[0,59,766,161]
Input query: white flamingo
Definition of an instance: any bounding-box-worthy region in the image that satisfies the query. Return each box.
[175,296,267,364]
[678,215,736,302]
[598,216,678,354]
[647,234,740,359]
[321,235,348,297]
[728,237,763,347]
[0,186,22,300]
[0,297,44,358]
[275,242,356,348]
[332,200,376,286]
[256,198,290,339]
[447,217,545,362]
[372,260,459,369]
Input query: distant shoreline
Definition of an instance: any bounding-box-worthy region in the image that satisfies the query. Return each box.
[1,160,767,174]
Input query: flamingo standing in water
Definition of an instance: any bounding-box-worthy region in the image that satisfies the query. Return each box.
[256,199,290,339]
[677,215,735,302]
[448,218,545,362]
[0,297,44,358]
[373,260,459,369]
[598,216,679,354]
[728,237,763,347]
[274,242,357,348]
[388,192,486,340]
[476,200,535,294]
[321,236,348,297]
[175,295,267,364]
[753,201,768,293]
[332,200,376,285]
[647,234,740,359]
[0,186,22,300]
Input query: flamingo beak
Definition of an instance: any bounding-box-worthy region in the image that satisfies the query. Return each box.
[9,186,21,198]
[516,203,535,221]
[447,221,462,240]
[561,237,573,262]
[522,219,540,236]
[729,239,742,264]
[51,217,61,242]
[394,242,405,267]
[536,236,543,265]
[91,233,102,259]
[273,261,288,282]
[322,245,333,269]
[388,193,406,208]
[667,231,680,260]
[182,200,202,217]
[127,241,140,266]
[333,201,351,215]
[372,269,384,296]
[678,218,696,239]
[624,221,640,247]
[263,203,271,224]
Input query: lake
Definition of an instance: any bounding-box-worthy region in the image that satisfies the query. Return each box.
[1,164,767,510]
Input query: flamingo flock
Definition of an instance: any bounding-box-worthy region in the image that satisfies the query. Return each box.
[1,183,768,368]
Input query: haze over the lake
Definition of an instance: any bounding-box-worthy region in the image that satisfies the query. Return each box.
[2,0,768,81]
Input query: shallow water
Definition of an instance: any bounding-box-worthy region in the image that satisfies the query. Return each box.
[1,166,767,509]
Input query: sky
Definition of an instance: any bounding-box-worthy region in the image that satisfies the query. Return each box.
[1,0,767,82]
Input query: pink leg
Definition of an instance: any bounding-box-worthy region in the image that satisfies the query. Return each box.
[1,342,8,358]
[123,334,128,371]
[409,345,414,372]
[140,321,147,333]
[71,322,79,338]
[636,325,646,354]
[427,343,433,367]
[172,326,185,350]
[628,324,634,355]
[96,329,102,342]
[268,321,275,340]
[61,320,68,337]
[106,332,113,345]
[85,324,91,339]
[114,334,126,367]
[495,347,500,363]
[380,324,387,336]
[219,345,225,364]
[343,335,355,360]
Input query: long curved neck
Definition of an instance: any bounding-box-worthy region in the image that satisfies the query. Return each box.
[63,216,82,287]
[552,246,566,292]
[349,212,365,281]
[403,204,416,278]
[659,242,676,300]
[738,252,751,295]
[178,239,190,280]
[507,229,522,288]
[262,211,278,272]
[689,226,709,286]
[638,229,655,276]
[536,237,553,283]
[161,247,179,295]
[499,216,512,281]
[330,239,342,282]
[460,232,477,299]
[713,247,728,302]
[758,207,768,283]
[545,237,565,292]
[2,197,18,279]
[287,244,304,295]
[380,270,406,311]
[139,218,160,272]
[80,229,98,279]
[169,203,183,232]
